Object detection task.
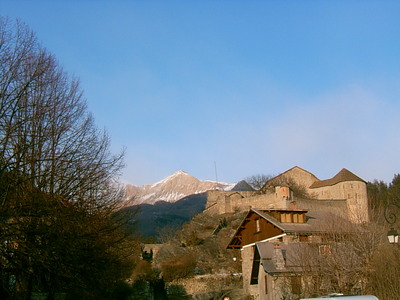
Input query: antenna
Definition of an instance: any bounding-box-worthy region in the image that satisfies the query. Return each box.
[214,161,219,183]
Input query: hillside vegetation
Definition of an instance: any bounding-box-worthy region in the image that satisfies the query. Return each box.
[130,211,248,299]
[124,193,208,239]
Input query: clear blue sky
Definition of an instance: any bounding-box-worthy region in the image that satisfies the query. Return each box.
[2,1,400,185]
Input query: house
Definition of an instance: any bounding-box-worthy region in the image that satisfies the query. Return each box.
[227,208,355,300]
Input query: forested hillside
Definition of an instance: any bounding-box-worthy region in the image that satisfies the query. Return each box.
[123,193,208,239]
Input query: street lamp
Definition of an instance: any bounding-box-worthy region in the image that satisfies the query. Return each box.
[387,228,399,244]
[384,202,400,244]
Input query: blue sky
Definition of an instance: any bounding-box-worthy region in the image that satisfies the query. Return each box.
[2,1,400,185]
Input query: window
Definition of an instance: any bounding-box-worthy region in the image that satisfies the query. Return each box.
[264,275,268,294]
[293,213,298,223]
[281,213,292,223]
[292,213,306,223]
[291,276,302,295]
[255,219,260,232]
[298,213,305,223]
[319,244,331,255]
[299,235,309,242]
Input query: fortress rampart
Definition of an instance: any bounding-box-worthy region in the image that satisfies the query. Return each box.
[204,167,369,223]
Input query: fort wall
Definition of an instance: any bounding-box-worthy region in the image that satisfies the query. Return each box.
[309,181,369,223]
[204,167,369,223]
[204,187,295,215]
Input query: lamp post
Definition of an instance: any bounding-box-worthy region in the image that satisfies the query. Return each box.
[384,202,400,244]
[387,228,399,244]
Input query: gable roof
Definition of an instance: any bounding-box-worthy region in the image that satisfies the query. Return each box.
[309,168,365,189]
[227,209,285,249]
[264,166,319,186]
[254,209,333,234]
[295,198,348,216]
[227,207,348,249]
[261,166,320,192]
[230,180,255,191]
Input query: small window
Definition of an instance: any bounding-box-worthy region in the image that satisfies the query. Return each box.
[293,213,299,223]
[291,276,302,295]
[280,214,284,222]
[255,219,260,232]
[298,213,305,223]
[299,235,309,242]
[293,213,305,223]
[319,244,331,255]
[281,213,292,223]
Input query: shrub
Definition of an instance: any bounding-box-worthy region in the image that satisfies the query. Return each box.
[161,254,197,282]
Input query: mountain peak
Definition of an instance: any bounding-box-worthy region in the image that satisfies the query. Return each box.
[166,170,192,181]
[173,170,188,176]
[152,170,197,188]
[125,171,234,205]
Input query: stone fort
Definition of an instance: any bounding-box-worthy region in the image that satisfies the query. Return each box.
[204,166,369,223]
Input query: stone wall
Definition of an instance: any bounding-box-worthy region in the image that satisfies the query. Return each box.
[204,187,295,216]
[309,180,369,223]
[241,245,259,298]
[204,167,369,223]
[204,190,257,215]
[269,167,318,190]
[168,274,243,298]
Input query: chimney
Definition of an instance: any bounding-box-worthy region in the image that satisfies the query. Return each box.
[274,244,286,270]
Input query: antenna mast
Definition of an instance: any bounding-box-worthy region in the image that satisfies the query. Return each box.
[214,161,219,183]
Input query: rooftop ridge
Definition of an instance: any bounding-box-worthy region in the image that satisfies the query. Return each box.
[309,168,365,189]
[264,166,319,186]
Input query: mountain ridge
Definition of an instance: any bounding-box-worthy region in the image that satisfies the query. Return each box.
[125,170,235,205]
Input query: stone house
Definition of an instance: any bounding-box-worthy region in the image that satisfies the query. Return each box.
[227,208,354,300]
[222,166,369,300]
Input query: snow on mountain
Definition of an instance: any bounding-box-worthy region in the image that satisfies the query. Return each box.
[125,170,235,205]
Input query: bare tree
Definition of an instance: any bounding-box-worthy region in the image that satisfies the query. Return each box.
[367,243,400,299]
[262,176,312,199]
[0,18,136,299]
[245,174,273,190]
[285,214,386,299]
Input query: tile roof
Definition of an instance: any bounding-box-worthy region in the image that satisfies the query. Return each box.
[309,168,365,188]
[264,166,319,187]
[295,198,348,216]
[257,242,317,274]
[230,180,255,191]
[252,208,349,235]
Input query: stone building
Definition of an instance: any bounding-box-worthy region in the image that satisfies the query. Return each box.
[204,166,368,223]
[224,167,370,300]
[227,207,356,300]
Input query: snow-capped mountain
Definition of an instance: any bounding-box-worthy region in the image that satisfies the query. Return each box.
[125,170,235,205]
